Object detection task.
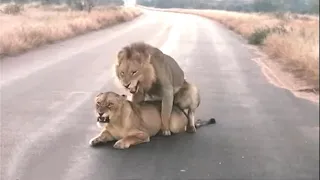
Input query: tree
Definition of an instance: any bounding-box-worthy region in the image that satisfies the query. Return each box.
[253,0,278,12]
[310,0,319,14]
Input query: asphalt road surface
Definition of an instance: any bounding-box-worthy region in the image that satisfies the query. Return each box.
[1,10,319,180]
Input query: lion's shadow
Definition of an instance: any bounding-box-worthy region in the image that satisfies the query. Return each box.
[89,128,212,152]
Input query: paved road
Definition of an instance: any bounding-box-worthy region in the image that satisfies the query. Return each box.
[1,9,319,180]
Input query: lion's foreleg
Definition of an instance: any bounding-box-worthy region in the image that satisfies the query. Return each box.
[113,131,150,149]
[89,129,114,146]
[160,87,174,136]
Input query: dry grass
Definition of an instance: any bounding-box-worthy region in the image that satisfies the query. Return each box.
[0,3,142,57]
[147,7,319,91]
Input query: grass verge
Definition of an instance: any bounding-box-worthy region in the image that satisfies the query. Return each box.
[144,6,319,93]
[0,3,142,57]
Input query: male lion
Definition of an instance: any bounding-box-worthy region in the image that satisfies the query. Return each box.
[115,42,201,136]
[89,92,216,149]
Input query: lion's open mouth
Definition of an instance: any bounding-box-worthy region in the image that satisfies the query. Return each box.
[97,116,110,123]
[129,81,139,94]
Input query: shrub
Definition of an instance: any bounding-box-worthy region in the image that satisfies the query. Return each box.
[248,24,288,45]
[248,27,272,45]
[2,3,23,15]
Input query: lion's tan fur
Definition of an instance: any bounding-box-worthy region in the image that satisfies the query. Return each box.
[115,42,202,136]
[115,42,158,93]
[89,92,189,149]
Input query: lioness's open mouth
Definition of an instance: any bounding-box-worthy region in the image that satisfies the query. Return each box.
[97,116,110,123]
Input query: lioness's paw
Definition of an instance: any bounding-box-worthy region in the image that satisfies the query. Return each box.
[161,130,171,136]
[89,137,100,146]
[144,137,150,142]
[96,122,105,129]
[113,140,130,149]
[186,126,196,133]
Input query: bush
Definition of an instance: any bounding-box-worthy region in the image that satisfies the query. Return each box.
[248,24,288,45]
[248,27,272,45]
[2,3,23,15]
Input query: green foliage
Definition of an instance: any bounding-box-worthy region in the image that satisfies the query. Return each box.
[248,27,272,45]
[2,3,23,15]
[248,25,288,45]
[137,0,319,14]
[310,0,319,14]
[253,0,278,12]
[137,0,154,7]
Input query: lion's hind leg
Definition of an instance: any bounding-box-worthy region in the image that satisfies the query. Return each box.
[169,109,188,134]
[173,81,200,133]
[186,109,197,133]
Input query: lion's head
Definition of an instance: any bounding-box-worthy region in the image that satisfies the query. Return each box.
[115,42,156,94]
[94,92,127,126]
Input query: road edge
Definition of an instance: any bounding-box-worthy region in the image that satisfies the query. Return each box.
[138,6,319,105]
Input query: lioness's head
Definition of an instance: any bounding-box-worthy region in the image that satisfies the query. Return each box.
[115,42,156,94]
[94,92,127,125]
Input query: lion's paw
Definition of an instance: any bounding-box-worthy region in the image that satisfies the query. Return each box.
[113,139,130,149]
[186,126,196,133]
[89,137,100,146]
[161,129,171,136]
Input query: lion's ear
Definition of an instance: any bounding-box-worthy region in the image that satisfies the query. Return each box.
[120,94,127,100]
[117,47,130,65]
[96,92,103,97]
[95,92,103,102]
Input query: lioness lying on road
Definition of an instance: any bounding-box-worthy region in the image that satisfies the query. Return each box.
[89,91,216,149]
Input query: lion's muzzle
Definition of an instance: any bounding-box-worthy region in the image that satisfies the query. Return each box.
[128,81,139,94]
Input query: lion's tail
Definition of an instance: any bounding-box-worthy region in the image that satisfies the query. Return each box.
[195,118,216,128]
[175,106,216,128]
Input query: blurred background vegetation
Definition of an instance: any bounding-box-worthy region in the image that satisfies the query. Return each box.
[0,0,125,12]
[137,0,319,14]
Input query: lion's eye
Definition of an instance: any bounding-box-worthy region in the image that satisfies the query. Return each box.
[131,71,137,75]
[96,102,101,106]
[120,72,124,76]
[107,103,114,107]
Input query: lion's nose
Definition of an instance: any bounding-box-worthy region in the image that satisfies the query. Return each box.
[98,113,103,116]
[124,83,131,89]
